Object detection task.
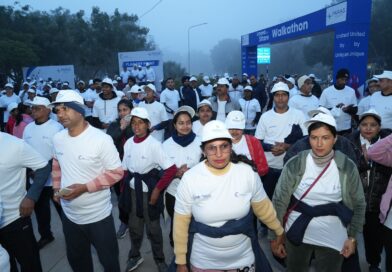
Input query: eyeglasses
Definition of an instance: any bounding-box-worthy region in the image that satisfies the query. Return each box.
[204,143,231,156]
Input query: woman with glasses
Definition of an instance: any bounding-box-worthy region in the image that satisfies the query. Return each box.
[172,120,285,272]
[346,109,392,271]
[271,112,366,272]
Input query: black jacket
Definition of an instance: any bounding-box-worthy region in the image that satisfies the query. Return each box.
[106,119,133,159]
[346,129,392,212]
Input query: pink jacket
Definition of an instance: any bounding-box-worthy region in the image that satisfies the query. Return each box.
[12,114,33,139]
[367,134,392,223]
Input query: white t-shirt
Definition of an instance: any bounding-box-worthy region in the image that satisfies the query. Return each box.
[368,91,392,129]
[77,90,94,117]
[357,95,372,116]
[286,155,347,251]
[122,135,174,192]
[216,100,227,122]
[319,85,357,131]
[239,98,261,130]
[145,67,156,82]
[139,101,169,142]
[92,95,121,124]
[159,89,180,119]
[232,136,251,160]
[289,86,299,98]
[162,136,201,196]
[120,70,131,84]
[53,125,122,224]
[289,94,319,121]
[199,84,213,97]
[192,120,204,137]
[0,93,21,122]
[175,162,266,269]
[0,132,47,228]
[229,84,244,103]
[255,107,307,169]
[23,119,63,186]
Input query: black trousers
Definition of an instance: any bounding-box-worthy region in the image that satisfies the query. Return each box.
[61,214,120,272]
[34,186,62,239]
[0,216,42,272]
[113,181,129,225]
[165,193,176,247]
[363,211,384,266]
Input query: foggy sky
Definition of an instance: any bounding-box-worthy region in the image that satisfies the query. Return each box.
[2,0,331,72]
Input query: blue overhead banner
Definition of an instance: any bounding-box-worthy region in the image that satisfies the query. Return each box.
[241,0,372,91]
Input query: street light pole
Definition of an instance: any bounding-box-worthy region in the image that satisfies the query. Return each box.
[187,22,207,75]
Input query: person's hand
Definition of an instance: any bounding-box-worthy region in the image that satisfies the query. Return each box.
[341,238,356,257]
[61,184,88,201]
[177,264,188,272]
[270,234,287,258]
[175,164,188,178]
[149,187,161,205]
[271,143,285,156]
[53,189,61,204]
[19,197,35,217]
[120,118,130,130]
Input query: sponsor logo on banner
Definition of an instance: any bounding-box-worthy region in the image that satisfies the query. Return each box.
[326,1,347,26]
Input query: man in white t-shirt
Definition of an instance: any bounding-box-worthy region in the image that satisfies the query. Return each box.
[92,78,122,130]
[0,83,21,127]
[357,77,380,115]
[23,97,63,250]
[286,77,299,98]
[255,82,307,199]
[139,84,169,142]
[145,63,156,83]
[229,75,244,104]
[19,81,30,103]
[0,131,51,272]
[370,70,392,129]
[238,85,261,135]
[199,76,213,99]
[51,90,124,272]
[120,66,131,84]
[319,68,358,135]
[160,78,180,139]
[289,75,319,121]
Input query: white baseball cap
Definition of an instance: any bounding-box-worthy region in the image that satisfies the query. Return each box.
[286,77,295,85]
[203,76,210,84]
[49,88,60,95]
[27,89,36,94]
[359,108,381,123]
[174,105,195,119]
[201,120,233,143]
[304,112,337,129]
[298,75,311,89]
[242,73,248,77]
[189,76,197,82]
[30,97,51,108]
[217,78,230,86]
[7,102,18,112]
[374,70,392,80]
[308,73,316,78]
[130,107,150,122]
[271,82,289,93]
[197,99,212,110]
[243,85,253,92]
[4,83,13,89]
[102,78,114,87]
[50,90,84,105]
[308,106,332,118]
[129,85,142,94]
[225,111,245,130]
[143,83,156,92]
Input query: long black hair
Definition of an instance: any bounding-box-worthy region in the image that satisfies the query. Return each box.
[15,103,29,126]
[200,138,258,173]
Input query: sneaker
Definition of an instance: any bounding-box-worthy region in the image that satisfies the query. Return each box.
[37,236,55,250]
[116,223,129,239]
[126,256,144,272]
[156,261,168,272]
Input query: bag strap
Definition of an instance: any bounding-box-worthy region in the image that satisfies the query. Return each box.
[283,160,332,227]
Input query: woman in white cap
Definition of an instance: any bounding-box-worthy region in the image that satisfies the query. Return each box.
[162,106,202,247]
[225,110,268,177]
[172,120,285,272]
[346,109,392,271]
[122,107,176,272]
[192,99,213,137]
[271,112,365,271]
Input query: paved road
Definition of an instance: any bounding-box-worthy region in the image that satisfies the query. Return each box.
[34,194,385,272]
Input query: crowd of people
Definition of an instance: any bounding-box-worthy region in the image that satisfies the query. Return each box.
[0,68,391,272]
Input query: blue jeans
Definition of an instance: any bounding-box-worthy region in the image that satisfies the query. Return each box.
[62,214,120,272]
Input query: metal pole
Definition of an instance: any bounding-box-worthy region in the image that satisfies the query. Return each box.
[187,22,207,75]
